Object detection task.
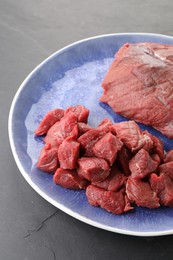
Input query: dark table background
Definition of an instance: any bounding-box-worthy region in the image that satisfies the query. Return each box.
[1,0,173,259]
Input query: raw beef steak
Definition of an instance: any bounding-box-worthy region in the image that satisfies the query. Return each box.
[100,42,173,138]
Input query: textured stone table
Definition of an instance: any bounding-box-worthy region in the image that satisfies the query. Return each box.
[1,0,173,259]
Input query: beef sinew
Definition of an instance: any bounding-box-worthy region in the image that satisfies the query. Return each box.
[100,42,173,138]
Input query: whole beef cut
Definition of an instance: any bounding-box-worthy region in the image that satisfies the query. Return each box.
[100,42,173,138]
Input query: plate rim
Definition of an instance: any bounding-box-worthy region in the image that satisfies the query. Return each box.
[8,32,173,237]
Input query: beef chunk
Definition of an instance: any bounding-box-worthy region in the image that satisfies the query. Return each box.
[111,121,153,152]
[100,42,173,138]
[159,162,173,180]
[64,105,89,123]
[58,137,80,169]
[35,108,64,136]
[143,130,164,161]
[93,132,123,165]
[117,146,133,176]
[129,149,158,180]
[44,113,78,148]
[92,164,126,192]
[78,124,111,156]
[53,168,89,189]
[96,118,113,131]
[124,194,134,212]
[150,173,173,207]
[86,185,125,214]
[126,177,160,208]
[151,154,161,168]
[37,144,59,173]
[77,157,110,182]
[164,150,173,163]
[78,122,92,136]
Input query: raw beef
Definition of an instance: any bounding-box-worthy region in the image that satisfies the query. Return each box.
[35,108,64,136]
[164,150,173,163]
[86,185,125,214]
[53,168,89,189]
[149,173,173,207]
[77,157,110,182]
[129,149,158,180]
[58,136,80,169]
[100,42,173,138]
[64,105,89,123]
[92,132,123,165]
[44,113,78,148]
[92,164,126,192]
[117,146,133,176]
[37,144,59,173]
[111,121,153,152]
[126,177,160,208]
[78,122,92,136]
[159,162,173,180]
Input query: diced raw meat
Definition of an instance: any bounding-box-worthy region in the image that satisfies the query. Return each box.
[53,168,89,189]
[37,144,59,173]
[35,108,64,136]
[164,150,173,163]
[126,177,160,208]
[78,124,111,156]
[143,130,164,160]
[97,118,113,131]
[93,132,123,165]
[117,146,133,176]
[159,162,173,179]
[149,173,173,207]
[111,121,153,152]
[92,164,126,192]
[151,154,161,168]
[100,42,173,138]
[78,122,92,136]
[64,105,89,123]
[86,185,125,214]
[44,113,78,148]
[129,149,158,180]
[77,157,110,182]
[124,194,134,212]
[58,136,80,169]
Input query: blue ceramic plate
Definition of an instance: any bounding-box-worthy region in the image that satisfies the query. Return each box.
[8,33,173,236]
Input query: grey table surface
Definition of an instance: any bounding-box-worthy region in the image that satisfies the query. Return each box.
[1,0,173,259]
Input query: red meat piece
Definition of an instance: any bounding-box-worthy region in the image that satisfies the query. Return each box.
[151,153,161,168]
[53,168,89,190]
[129,149,158,180]
[164,150,173,163]
[35,108,64,136]
[143,130,164,161]
[159,162,173,180]
[86,185,125,214]
[78,126,111,156]
[126,177,160,208]
[111,121,153,152]
[92,164,126,192]
[77,157,110,182]
[37,144,59,173]
[124,194,134,212]
[97,118,113,131]
[58,137,80,169]
[78,122,92,136]
[100,42,173,138]
[117,146,133,176]
[44,113,78,148]
[64,105,89,123]
[93,132,123,165]
[149,173,173,207]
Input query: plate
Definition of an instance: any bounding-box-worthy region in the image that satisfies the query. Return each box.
[8,33,173,236]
